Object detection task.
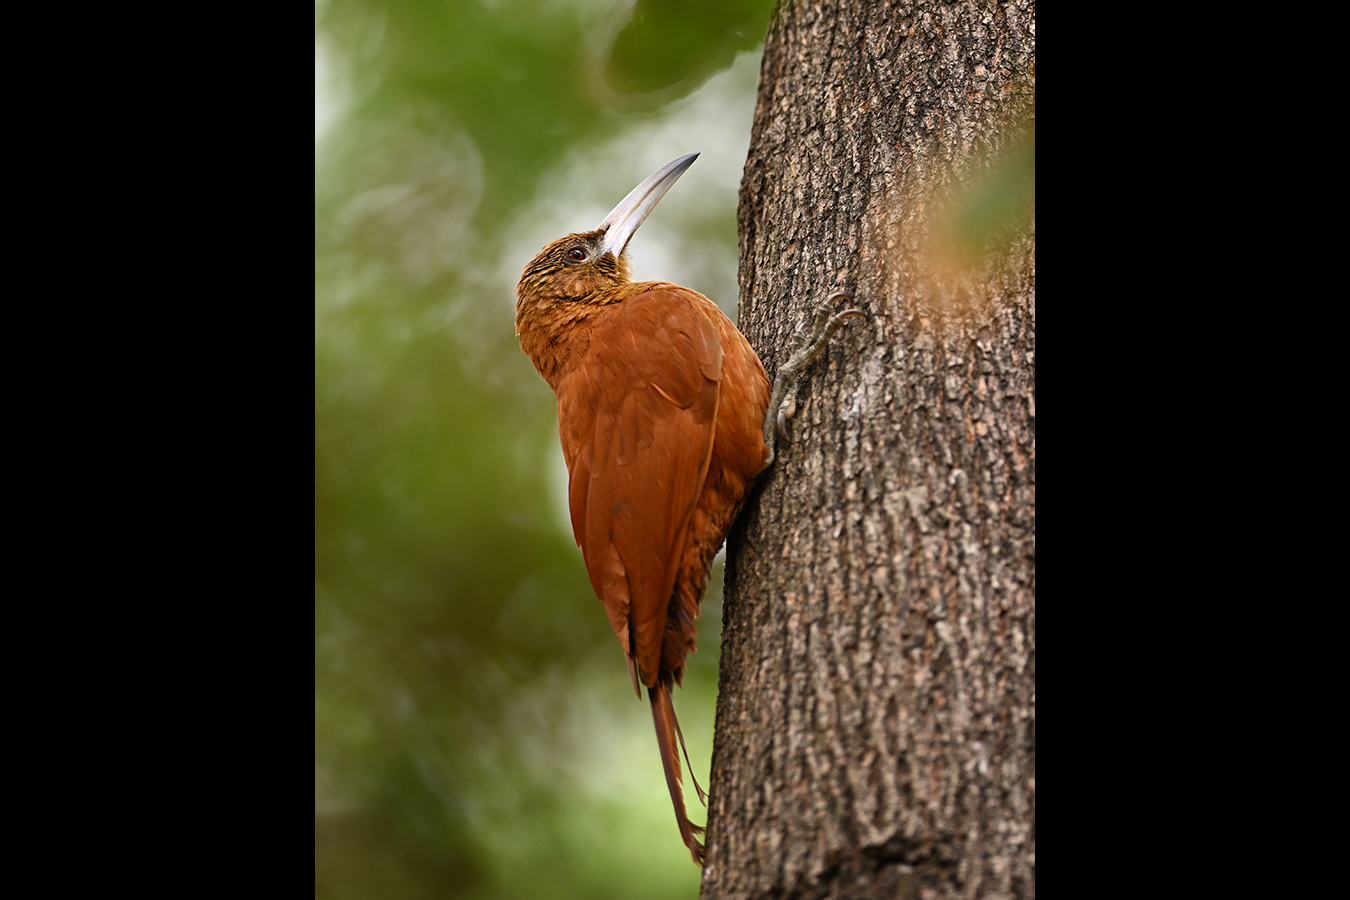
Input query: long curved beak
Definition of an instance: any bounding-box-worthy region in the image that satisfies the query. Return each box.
[597,153,699,258]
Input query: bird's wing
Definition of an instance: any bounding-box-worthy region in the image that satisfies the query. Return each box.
[555,288,722,687]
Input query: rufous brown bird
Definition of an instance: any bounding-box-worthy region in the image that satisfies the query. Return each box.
[515,153,861,865]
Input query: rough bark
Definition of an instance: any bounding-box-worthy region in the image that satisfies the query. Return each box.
[703,2,1035,898]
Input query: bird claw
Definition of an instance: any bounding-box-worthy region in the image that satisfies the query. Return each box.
[763,292,866,457]
[775,390,797,443]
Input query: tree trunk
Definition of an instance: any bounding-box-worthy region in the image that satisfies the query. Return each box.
[703,2,1035,898]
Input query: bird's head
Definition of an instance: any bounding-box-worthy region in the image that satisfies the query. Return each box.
[516,153,698,308]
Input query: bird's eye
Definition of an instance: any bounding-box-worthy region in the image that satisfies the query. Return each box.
[567,247,589,262]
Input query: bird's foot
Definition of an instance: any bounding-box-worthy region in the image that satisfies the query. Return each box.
[763,291,865,463]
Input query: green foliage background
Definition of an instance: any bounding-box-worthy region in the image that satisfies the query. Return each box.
[316,2,773,897]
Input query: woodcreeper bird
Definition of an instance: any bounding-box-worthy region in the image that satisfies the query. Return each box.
[515,153,861,865]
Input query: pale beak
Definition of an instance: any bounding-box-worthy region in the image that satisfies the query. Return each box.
[597,153,699,258]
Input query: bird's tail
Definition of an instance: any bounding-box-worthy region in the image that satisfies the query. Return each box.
[649,677,706,865]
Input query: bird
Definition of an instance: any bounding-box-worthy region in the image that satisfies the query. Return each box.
[515,153,861,865]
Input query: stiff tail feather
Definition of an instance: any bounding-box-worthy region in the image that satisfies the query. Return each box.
[649,677,706,865]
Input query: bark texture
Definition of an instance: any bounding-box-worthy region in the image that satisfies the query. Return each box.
[704,2,1035,898]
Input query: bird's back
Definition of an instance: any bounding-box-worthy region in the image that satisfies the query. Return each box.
[661,290,770,685]
[552,283,768,687]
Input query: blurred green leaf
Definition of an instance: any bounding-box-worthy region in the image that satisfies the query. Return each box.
[605,0,771,98]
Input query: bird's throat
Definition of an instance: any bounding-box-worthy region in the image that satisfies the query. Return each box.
[515,299,598,391]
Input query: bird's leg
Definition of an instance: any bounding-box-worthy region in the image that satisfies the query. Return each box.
[762,291,865,466]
